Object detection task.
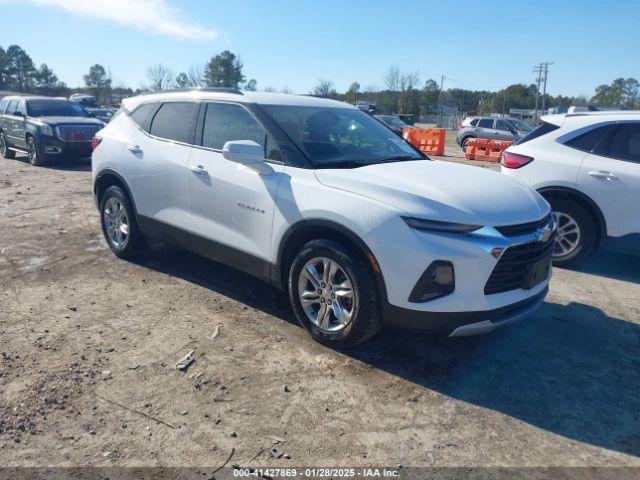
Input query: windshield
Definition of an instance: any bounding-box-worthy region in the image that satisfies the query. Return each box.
[509,119,533,132]
[262,105,424,168]
[26,100,88,117]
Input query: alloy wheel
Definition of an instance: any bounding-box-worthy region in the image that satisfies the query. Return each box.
[27,137,37,164]
[553,211,581,257]
[103,197,130,250]
[297,257,356,332]
[0,133,6,156]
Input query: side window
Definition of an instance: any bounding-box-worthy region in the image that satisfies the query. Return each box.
[149,102,198,144]
[469,119,479,127]
[202,103,266,150]
[16,100,26,116]
[496,119,512,131]
[0,99,8,114]
[6,100,17,115]
[129,103,159,131]
[478,118,494,128]
[565,125,612,153]
[595,123,640,163]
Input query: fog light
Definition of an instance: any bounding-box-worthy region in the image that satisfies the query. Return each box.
[409,261,455,303]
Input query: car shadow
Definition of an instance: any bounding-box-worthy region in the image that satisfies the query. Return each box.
[132,242,640,458]
[8,153,92,172]
[565,249,640,284]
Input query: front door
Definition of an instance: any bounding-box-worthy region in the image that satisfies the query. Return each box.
[577,122,640,238]
[187,102,285,278]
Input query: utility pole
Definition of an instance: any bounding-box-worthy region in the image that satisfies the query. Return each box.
[438,75,444,128]
[532,62,552,124]
[541,62,553,115]
[533,64,543,124]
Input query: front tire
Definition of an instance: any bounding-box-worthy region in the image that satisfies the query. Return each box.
[548,198,596,267]
[99,185,144,259]
[26,135,45,166]
[461,136,473,152]
[0,131,16,159]
[288,239,383,347]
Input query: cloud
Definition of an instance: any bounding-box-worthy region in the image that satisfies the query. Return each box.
[28,0,217,41]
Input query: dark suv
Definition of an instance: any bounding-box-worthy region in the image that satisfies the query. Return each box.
[0,96,105,166]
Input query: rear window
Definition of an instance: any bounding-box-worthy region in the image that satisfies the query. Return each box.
[515,121,560,145]
[149,102,198,144]
[564,125,612,152]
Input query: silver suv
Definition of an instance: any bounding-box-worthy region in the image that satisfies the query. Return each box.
[457,117,533,150]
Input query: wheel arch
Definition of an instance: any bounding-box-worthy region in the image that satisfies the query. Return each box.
[273,219,388,303]
[94,169,139,216]
[537,186,607,244]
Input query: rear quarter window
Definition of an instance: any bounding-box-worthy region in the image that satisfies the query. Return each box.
[0,98,8,114]
[149,102,198,144]
[129,103,160,132]
[564,125,612,152]
[515,121,560,145]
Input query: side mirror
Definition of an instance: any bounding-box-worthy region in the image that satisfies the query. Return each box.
[222,140,272,175]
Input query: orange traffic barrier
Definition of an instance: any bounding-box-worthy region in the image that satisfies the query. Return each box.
[402,127,445,156]
[464,138,514,162]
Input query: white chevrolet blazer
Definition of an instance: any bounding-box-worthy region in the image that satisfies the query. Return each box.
[91,89,556,346]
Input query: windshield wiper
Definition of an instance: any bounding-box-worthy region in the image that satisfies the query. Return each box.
[316,160,366,169]
[375,155,423,164]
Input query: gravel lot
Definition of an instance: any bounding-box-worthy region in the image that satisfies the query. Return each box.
[1,140,639,469]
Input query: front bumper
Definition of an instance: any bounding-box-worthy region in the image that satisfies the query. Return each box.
[365,215,555,335]
[42,136,92,159]
[383,286,547,336]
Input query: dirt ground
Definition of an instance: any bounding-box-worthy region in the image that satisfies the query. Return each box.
[1,137,639,470]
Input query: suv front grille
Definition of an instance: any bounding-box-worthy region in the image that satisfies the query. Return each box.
[484,236,555,295]
[494,213,552,237]
[56,125,101,143]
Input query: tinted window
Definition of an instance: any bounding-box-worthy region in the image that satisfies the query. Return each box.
[149,102,197,144]
[478,118,494,128]
[26,100,87,117]
[470,118,479,126]
[495,119,513,131]
[565,125,612,152]
[16,100,27,116]
[0,98,8,114]
[515,121,560,145]
[595,123,640,163]
[202,103,267,150]
[129,103,158,131]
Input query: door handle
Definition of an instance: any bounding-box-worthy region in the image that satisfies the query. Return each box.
[189,164,208,174]
[127,145,143,155]
[588,170,617,180]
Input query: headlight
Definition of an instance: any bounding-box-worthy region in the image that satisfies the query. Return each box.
[402,216,481,234]
[39,124,54,137]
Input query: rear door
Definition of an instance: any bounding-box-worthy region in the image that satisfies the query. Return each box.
[476,118,496,139]
[186,102,285,274]
[11,99,28,148]
[123,101,198,241]
[577,122,640,237]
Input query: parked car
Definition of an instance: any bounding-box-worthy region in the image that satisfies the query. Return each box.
[501,111,640,266]
[69,93,117,123]
[457,116,533,151]
[92,89,555,346]
[0,95,105,166]
[374,114,409,135]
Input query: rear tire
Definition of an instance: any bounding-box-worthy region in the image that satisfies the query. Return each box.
[461,136,473,152]
[0,131,15,159]
[99,185,145,259]
[288,239,383,347]
[548,197,596,267]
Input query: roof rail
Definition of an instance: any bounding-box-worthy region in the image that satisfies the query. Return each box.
[137,87,243,96]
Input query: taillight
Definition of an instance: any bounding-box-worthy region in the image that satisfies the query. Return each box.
[501,151,533,169]
[91,136,102,150]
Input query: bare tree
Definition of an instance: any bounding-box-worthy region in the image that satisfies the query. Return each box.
[400,72,420,91]
[187,63,206,87]
[146,63,174,91]
[384,66,400,91]
[312,78,335,98]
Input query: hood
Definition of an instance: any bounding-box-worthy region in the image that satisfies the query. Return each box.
[31,116,104,126]
[315,160,549,226]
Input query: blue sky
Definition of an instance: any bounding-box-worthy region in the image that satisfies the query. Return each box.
[1,0,639,97]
